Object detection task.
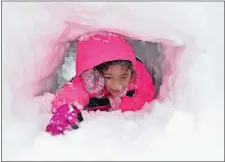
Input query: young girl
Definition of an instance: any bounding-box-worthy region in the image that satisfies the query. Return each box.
[46,31,155,135]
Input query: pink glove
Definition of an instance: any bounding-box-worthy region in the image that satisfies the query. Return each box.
[46,104,83,136]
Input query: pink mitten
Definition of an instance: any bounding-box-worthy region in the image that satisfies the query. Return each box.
[46,104,83,136]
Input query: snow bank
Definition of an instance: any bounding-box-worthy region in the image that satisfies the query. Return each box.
[2,2,224,160]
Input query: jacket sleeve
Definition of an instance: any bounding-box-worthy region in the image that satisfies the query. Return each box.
[120,62,155,112]
[51,76,89,112]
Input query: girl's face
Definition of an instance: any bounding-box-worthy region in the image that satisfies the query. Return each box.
[102,64,133,97]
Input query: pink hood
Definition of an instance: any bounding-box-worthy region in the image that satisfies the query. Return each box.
[76,31,137,76]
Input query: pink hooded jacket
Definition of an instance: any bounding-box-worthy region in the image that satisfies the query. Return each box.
[52,31,155,112]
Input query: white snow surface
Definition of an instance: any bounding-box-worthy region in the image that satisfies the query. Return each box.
[2,2,224,161]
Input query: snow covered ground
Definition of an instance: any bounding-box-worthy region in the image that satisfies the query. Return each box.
[2,2,224,161]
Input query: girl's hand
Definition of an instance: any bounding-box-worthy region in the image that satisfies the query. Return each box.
[46,104,83,136]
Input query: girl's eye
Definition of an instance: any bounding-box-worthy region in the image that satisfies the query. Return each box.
[104,76,111,79]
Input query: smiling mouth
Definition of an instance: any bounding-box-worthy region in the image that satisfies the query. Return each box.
[110,89,122,94]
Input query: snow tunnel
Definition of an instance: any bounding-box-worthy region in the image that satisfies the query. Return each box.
[2,2,224,161]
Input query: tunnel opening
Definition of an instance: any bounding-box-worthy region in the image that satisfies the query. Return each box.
[9,23,184,123]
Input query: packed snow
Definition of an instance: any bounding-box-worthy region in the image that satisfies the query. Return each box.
[2,2,224,161]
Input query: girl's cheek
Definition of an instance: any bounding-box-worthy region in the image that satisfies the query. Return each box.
[105,81,111,89]
[123,80,130,88]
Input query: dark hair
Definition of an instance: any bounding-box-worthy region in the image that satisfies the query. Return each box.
[94,60,135,75]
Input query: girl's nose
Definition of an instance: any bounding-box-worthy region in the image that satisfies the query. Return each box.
[111,84,123,91]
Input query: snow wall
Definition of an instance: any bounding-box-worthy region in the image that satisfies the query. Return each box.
[2,2,224,161]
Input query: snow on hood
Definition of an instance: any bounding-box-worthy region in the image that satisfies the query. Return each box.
[76,31,137,76]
